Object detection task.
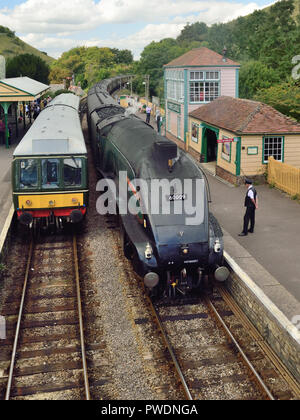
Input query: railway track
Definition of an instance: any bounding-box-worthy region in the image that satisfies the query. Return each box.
[1,233,91,400]
[148,287,299,400]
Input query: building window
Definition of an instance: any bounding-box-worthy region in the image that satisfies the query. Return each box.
[166,70,184,103]
[189,71,220,103]
[263,136,284,163]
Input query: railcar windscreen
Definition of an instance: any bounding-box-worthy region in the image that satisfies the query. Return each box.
[63,158,82,187]
[20,159,38,189]
[42,159,59,189]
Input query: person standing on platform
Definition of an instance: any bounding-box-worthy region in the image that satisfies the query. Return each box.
[155,109,161,133]
[146,105,151,124]
[0,119,5,145]
[239,179,258,236]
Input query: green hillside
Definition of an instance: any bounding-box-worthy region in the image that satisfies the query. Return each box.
[0,26,55,65]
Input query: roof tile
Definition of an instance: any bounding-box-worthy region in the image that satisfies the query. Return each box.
[189,96,300,134]
[165,47,240,67]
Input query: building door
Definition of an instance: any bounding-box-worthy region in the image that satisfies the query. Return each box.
[177,115,181,139]
[206,129,218,162]
[202,127,219,162]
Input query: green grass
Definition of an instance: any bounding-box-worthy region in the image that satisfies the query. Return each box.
[0,33,55,65]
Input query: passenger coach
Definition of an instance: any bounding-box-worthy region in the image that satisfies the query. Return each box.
[12,94,88,229]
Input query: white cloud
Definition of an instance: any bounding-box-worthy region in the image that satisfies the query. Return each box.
[0,0,275,59]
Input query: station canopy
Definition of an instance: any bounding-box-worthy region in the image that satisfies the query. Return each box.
[0,76,49,148]
[0,76,49,102]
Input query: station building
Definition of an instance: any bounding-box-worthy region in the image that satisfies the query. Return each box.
[188,96,300,184]
[164,47,240,148]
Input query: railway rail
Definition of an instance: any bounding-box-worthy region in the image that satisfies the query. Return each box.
[147,286,300,400]
[2,233,91,400]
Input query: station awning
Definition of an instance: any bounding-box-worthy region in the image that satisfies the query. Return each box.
[0,76,49,148]
[0,76,49,102]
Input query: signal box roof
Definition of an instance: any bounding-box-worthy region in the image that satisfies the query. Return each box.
[164,47,240,68]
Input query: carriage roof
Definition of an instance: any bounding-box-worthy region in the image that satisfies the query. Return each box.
[14,94,86,157]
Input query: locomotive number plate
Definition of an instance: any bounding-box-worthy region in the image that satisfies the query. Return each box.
[168,194,187,201]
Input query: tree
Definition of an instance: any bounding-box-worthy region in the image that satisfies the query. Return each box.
[239,61,280,99]
[6,53,50,84]
[254,79,300,122]
[49,46,135,89]
[111,48,133,64]
[177,22,208,45]
[138,38,188,97]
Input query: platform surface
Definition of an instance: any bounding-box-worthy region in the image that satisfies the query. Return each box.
[204,167,300,305]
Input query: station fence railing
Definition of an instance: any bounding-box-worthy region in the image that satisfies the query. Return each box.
[268,156,300,197]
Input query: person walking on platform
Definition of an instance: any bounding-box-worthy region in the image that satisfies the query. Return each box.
[239,178,258,236]
[146,105,151,124]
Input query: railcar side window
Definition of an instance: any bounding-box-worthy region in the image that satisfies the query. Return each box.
[63,158,82,187]
[20,159,38,189]
[42,159,60,189]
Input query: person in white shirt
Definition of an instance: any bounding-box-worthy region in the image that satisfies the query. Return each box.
[146,106,151,124]
[239,179,258,236]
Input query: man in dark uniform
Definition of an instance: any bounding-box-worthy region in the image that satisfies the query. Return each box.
[239,178,258,236]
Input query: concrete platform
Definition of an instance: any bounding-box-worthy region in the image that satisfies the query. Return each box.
[0,145,15,239]
[203,168,300,303]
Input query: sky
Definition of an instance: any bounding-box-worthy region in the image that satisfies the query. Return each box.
[0,0,277,60]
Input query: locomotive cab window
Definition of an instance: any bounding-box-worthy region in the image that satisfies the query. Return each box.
[42,159,60,189]
[19,159,38,189]
[64,158,82,187]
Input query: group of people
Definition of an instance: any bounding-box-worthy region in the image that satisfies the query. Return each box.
[145,105,162,133]
[22,96,52,122]
[0,96,53,146]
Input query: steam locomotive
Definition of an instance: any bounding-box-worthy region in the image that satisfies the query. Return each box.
[87,77,229,297]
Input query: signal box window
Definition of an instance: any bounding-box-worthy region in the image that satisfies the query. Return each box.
[20,159,38,189]
[42,159,60,189]
[64,158,82,187]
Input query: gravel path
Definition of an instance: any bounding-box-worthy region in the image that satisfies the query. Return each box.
[80,114,159,400]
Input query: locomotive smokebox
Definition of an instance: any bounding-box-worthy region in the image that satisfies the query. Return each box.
[153,141,177,167]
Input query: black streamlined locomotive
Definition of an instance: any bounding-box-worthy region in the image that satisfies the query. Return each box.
[87,77,229,298]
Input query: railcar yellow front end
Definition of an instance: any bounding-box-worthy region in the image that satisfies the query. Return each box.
[12,156,88,227]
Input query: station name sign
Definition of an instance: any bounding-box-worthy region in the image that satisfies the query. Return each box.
[217,137,239,143]
[167,101,181,114]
